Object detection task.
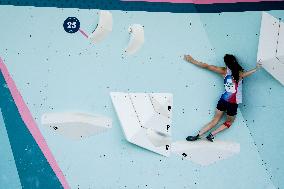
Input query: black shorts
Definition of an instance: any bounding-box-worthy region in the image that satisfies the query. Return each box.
[216,98,238,116]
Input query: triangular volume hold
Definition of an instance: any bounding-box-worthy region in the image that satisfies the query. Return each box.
[110,92,172,157]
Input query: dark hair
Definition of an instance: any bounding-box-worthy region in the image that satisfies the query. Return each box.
[224,54,244,82]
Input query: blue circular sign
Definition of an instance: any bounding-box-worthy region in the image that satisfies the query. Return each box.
[63,17,80,33]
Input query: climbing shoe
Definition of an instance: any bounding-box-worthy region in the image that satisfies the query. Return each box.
[206,133,214,142]
[186,134,200,141]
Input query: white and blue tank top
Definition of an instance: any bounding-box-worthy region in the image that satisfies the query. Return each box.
[220,68,243,104]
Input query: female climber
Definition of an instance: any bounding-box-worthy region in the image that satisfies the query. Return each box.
[184,54,262,142]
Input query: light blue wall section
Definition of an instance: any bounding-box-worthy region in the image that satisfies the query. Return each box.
[198,11,284,188]
[0,109,22,189]
[0,6,282,189]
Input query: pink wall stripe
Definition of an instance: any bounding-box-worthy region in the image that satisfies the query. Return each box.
[122,0,282,4]
[0,57,70,189]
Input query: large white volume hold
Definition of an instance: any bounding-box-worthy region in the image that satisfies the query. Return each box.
[41,112,112,139]
[257,12,279,62]
[110,92,172,157]
[125,24,145,55]
[257,12,284,85]
[276,22,284,63]
[261,58,284,85]
[171,140,240,166]
[88,10,113,43]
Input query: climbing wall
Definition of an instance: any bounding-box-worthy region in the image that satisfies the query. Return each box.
[0,4,283,189]
[0,61,65,189]
[198,10,284,188]
[0,109,22,189]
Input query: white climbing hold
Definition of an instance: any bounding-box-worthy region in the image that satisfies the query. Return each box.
[110,92,172,156]
[125,24,145,55]
[171,140,240,166]
[257,12,284,85]
[276,21,284,63]
[88,10,113,43]
[41,112,112,139]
